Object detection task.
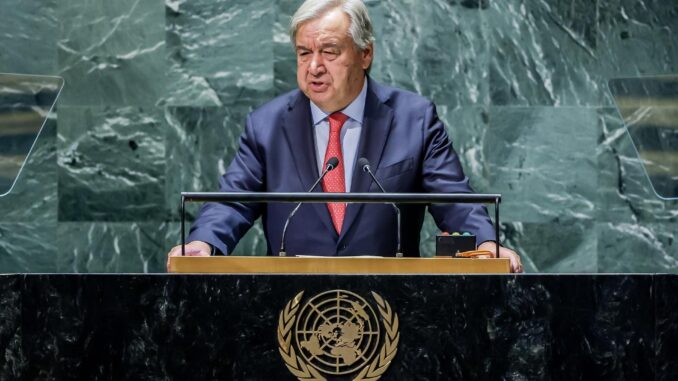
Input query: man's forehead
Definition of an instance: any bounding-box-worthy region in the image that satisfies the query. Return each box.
[296,9,350,42]
[296,36,342,49]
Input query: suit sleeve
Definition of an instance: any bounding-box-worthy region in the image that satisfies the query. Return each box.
[421,102,496,245]
[186,114,265,255]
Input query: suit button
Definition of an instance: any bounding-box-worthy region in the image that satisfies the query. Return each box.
[340,244,347,250]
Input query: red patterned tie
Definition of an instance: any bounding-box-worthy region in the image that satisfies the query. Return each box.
[322,112,349,233]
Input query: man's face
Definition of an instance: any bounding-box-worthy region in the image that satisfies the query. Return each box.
[295,8,373,113]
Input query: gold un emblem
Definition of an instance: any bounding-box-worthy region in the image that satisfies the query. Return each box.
[277,290,400,381]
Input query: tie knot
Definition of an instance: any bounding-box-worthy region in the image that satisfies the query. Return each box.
[328,112,349,133]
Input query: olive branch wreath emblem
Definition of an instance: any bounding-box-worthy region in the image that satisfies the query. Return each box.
[277,291,400,381]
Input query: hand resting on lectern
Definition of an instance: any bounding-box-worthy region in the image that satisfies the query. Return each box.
[166,240,211,271]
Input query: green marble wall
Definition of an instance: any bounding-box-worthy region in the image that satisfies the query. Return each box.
[0,0,676,273]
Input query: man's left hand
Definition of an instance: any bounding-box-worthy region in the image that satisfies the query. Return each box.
[478,241,523,273]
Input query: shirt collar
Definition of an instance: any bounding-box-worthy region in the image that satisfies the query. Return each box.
[310,77,368,126]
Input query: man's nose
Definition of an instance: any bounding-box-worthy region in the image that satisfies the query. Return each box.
[309,53,326,75]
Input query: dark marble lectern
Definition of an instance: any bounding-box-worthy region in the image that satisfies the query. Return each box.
[1,274,676,380]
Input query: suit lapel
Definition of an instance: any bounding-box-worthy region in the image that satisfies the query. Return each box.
[339,81,394,242]
[282,92,338,239]
[282,93,317,191]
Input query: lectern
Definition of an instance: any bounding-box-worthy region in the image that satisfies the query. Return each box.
[168,256,511,274]
[1,273,675,380]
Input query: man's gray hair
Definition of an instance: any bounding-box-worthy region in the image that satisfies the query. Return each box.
[290,0,375,51]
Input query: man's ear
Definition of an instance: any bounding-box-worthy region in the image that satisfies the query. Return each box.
[361,43,374,70]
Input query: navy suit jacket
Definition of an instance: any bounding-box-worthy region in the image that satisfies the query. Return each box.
[187,78,495,257]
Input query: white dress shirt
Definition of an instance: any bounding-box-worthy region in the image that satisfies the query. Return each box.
[310,78,368,192]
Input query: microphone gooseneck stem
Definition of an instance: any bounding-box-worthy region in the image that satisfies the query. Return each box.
[279,162,335,256]
[363,165,403,257]
[279,203,303,256]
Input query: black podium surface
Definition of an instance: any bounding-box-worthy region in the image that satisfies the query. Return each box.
[1,274,677,380]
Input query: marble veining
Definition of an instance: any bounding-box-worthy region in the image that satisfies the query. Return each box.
[0,274,675,380]
[0,0,676,273]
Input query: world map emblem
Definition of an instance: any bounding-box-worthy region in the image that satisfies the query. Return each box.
[277,290,400,381]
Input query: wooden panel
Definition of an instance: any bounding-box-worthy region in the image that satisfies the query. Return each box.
[168,256,511,274]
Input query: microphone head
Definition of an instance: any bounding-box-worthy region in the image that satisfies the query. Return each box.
[357,157,370,172]
[326,157,340,170]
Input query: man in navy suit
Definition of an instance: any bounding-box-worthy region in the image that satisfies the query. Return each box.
[168,0,522,272]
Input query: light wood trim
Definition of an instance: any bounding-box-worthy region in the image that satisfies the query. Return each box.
[169,256,511,274]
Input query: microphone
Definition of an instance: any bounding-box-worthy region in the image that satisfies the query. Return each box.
[279,157,339,256]
[358,158,403,258]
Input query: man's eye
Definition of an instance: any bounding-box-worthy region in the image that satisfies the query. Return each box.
[323,50,339,57]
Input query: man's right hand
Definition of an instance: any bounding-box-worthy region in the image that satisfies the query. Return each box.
[166,240,212,272]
